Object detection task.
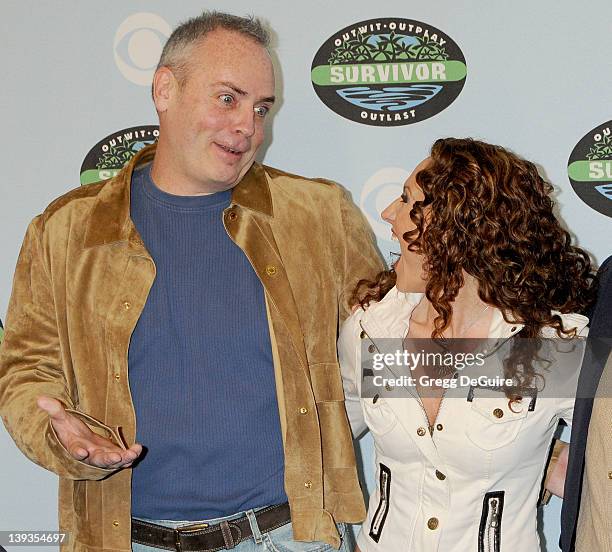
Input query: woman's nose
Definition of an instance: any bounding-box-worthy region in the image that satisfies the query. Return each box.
[381,199,398,224]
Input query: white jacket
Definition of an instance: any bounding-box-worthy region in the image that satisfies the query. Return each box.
[339,287,589,552]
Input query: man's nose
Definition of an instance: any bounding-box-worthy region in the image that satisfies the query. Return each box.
[234,106,256,137]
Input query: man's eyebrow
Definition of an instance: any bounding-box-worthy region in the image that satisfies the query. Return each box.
[215,81,247,96]
[215,81,275,104]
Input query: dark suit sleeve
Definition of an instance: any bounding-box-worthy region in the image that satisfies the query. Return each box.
[588,255,612,337]
[560,253,612,551]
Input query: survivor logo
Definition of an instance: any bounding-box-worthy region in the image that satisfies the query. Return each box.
[568,121,612,218]
[311,18,467,126]
[80,126,159,185]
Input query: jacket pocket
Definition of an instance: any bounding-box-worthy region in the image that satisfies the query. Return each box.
[362,398,398,436]
[466,398,528,450]
[369,463,391,543]
[478,491,504,552]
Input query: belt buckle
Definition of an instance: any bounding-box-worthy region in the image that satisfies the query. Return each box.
[174,523,209,552]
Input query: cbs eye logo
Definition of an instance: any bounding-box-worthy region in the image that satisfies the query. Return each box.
[114,13,171,86]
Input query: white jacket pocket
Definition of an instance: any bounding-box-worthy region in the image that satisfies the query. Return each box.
[362,397,398,436]
[466,397,528,450]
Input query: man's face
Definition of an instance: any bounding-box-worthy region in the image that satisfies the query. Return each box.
[154,29,275,193]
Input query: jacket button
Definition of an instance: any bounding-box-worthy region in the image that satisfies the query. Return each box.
[608,471,612,480]
[123,301,131,310]
[427,517,439,530]
[435,470,446,481]
[417,427,427,437]
[265,265,277,276]
[114,373,120,381]
[227,211,238,221]
[368,344,376,353]
[299,407,308,415]
[360,330,366,339]
[436,423,443,431]
[304,481,312,489]
[493,408,504,418]
[112,520,119,527]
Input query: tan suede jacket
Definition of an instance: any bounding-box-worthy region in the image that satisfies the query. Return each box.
[0,144,383,552]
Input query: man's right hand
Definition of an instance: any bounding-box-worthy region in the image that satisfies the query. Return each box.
[37,396,142,469]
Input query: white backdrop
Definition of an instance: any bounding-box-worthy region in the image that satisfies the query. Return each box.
[1,2,611,551]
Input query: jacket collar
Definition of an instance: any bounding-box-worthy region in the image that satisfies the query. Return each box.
[360,285,589,341]
[83,143,273,249]
[359,286,423,339]
[231,161,273,217]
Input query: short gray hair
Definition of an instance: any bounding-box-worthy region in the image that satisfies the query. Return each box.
[156,11,270,85]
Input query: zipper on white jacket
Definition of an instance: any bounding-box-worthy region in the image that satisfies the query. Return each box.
[369,463,391,543]
[359,320,451,434]
[478,491,504,552]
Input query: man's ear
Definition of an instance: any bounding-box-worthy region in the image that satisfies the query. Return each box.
[152,67,176,113]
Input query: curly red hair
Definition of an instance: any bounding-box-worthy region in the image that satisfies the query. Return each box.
[353,137,597,340]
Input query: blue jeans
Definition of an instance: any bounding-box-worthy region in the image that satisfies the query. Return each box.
[131,508,351,552]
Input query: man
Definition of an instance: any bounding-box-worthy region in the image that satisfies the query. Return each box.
[0,11,383,552]
[561,255,612,551]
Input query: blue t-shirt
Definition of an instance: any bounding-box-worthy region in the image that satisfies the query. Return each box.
[128,165,287,520]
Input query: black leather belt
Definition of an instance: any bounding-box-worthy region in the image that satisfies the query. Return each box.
[131,503,291,551]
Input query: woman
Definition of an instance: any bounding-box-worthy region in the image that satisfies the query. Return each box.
[339,138,596,551]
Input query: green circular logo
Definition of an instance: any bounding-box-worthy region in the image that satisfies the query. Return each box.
[311,18,467,126]
[80,126,159,185]
[568,121,612,218]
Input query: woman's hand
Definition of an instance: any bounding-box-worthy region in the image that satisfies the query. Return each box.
[544,440,569,498]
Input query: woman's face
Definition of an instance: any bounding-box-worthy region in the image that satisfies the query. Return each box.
[381,158,429,292]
